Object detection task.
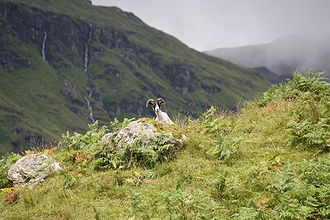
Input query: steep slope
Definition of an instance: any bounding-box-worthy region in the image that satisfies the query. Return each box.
[0,0,270,154]
[206,34,330,77]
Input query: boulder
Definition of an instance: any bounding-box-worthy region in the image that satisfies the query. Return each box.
[101,120,186,154]
[7,154,62,188]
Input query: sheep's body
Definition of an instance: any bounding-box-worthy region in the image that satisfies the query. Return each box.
[155,110,174,124]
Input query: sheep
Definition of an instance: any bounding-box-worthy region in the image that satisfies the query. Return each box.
[146,98,174,124]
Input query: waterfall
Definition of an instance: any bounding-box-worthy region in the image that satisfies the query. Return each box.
[84,24,92,73]
[87,85,93,98]
[83,43,88,73]
[42,31,47,61]
[84,24,95,123]
[84,95,95,122]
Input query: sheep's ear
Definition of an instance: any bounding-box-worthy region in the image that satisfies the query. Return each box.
[157,98,165,105]
[146,99,155,108]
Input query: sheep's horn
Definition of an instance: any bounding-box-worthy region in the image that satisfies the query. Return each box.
[146,99,154,108]
[157,98,165,105]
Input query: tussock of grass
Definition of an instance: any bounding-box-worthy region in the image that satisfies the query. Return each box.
[0,72,329,219]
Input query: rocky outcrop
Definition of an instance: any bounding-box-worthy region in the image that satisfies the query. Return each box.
[164,62,195,95]
[101,120,186,155]
[7,154,62,188]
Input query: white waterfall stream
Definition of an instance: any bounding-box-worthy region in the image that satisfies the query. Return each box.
[84,25,92,73]
[84,95,95,122]
[42,31,47,61]
[83,25,95,122]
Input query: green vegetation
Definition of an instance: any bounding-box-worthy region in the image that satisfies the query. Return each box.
[0,72,329,219]
[0,153,21,188]
[60,118,182,170]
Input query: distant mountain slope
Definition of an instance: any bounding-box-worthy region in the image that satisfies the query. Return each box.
[252,67,292,84]
[0,0,270,154]
[205,34,330,77]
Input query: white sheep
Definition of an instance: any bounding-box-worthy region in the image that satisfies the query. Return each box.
[146,98,174,124]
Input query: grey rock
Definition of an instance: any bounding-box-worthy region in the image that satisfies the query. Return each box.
[101,120,186,153]
[114,121,157,149]
[7,154,62,188]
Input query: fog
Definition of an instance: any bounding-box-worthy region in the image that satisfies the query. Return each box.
[92,0,330,51]
[206,33,330,75]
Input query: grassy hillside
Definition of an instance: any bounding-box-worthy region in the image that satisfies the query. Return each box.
[0,36,90,154]
[0,0,270,154]
[0,72,329,219]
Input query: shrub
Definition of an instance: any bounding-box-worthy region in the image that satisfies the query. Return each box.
[60,118,135,152]
[288,118,330,151]
[267,156,330,219]
[93,144,123,170]
[0,153,21,188]
[201,107,240,161]
[247,72,330,152]
[94,132,179,170]
[253,72,330,107]
[201,106,235,136]
[207,136,243,161]
[283,73,330,151]
[61,118,181,170]
[60,121,108,152]
[109,117,135,132]
[60,119,127,170]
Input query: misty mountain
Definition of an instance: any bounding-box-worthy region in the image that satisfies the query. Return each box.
[252,66,291,84]
[205,34,330,77]
[0,0,270,154]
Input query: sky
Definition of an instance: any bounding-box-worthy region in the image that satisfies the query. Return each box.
[91,0,330,51]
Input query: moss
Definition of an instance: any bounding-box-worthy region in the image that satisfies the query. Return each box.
[137,118,183,140]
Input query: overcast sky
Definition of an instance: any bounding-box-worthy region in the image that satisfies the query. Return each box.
[92,0,330,51]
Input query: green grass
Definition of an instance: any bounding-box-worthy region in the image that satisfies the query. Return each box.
[0,72,329,219]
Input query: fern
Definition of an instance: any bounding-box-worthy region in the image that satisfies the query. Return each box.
[0,153,21,188]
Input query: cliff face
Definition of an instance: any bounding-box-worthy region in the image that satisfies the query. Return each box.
[0,0,270,154]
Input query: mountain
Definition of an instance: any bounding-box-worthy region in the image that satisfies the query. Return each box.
[0,0,270,154]
[205,34,330,77]
[252,66,292,84]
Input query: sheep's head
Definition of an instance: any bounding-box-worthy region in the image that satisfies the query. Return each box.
[146,98,165,112]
